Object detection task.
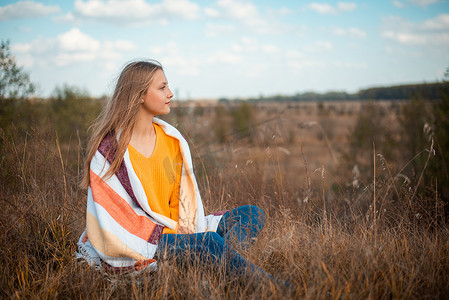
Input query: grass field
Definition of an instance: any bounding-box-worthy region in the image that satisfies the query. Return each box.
[1,100,448,299]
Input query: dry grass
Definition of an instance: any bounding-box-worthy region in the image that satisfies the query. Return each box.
[1,101,448,299]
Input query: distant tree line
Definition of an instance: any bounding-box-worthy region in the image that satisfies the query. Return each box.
[358,83,445,100]
[248,91,357,102]
[221,82,445,103]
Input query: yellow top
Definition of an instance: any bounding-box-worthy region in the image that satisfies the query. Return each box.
[128,123,183,234]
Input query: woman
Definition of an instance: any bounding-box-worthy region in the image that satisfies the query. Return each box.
[76,60,276,283]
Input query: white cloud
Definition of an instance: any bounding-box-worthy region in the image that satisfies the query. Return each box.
[148,39,283,80]
[393,1,405,8]
[108,40,136,51]
[157,0,199,20]
[149,42,201,76]
[309,3,335,14]
[54,12,77,24]
[287,59,366,73]
[269,7,294,16]
[337,2,357,12]
[244,63,266,78]
[240,37,257,45]
[100,40,136,61]
[423,14,449,30]
[148,37,283,79]
[286,50,305,59]
[332,61,367,69]
[207,51,243,64]
[16,26,33,33]
[0,1,60,21]
[230,37,277,54]
[406,0,440,6]
[303,41,333,52]
[204,7,220,18]
[296,25,308,37]
[308,2,357,15]
[393,0,440,7]
[56,52,97,66]
[58,28,100,52]
[156,47,246,76]
[11,28,136,67]
[261,44,279,53]
[217,0,258,20]
[331,27,366,38]
[11,43,32,53]
[204,23,237,37]
[288,60,327,71]
[382,14,449,46]
[205,0,292,35]
[57,0,200,26]
[215,0,271,33]
[12,37,56,55]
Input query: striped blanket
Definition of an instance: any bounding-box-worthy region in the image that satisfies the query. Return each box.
[76,118,225,272]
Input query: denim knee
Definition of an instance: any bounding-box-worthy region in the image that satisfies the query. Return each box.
[247,205,265,222]
[202,232,224,247]
[221,205,265,224]
[235,205,265,227]
[217,205,265,241]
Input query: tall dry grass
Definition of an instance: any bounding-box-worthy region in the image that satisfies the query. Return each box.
[1,112,448,299]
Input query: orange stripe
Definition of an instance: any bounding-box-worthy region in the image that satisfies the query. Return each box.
[86,211,148,260]
[90,170,156,241]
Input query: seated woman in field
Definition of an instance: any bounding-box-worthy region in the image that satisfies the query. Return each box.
[76,60,280,285]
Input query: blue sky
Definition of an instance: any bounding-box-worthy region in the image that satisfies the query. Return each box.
[1,0,448,99]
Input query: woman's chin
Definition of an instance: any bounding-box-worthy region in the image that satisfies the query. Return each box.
[158,108,170,115]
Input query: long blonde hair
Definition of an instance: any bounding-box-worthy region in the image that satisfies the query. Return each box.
[81,60,163,188]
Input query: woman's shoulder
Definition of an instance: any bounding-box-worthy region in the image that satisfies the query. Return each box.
[154,122,179,146]
[153,118,185,142]
[153,118,193,162]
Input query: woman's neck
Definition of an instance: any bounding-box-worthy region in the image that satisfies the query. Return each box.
[132,109,155,140]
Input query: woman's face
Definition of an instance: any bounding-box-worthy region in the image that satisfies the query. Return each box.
[140,69,173,116]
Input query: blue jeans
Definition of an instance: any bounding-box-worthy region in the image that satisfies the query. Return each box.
[155,205,269,278]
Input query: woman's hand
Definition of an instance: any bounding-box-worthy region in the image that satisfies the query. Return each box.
[82,232,89,243]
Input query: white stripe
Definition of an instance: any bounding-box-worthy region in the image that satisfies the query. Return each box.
[86,189,157,260]
[90,244,137,268]
[205,214,224,232]
[90,151,149,218]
